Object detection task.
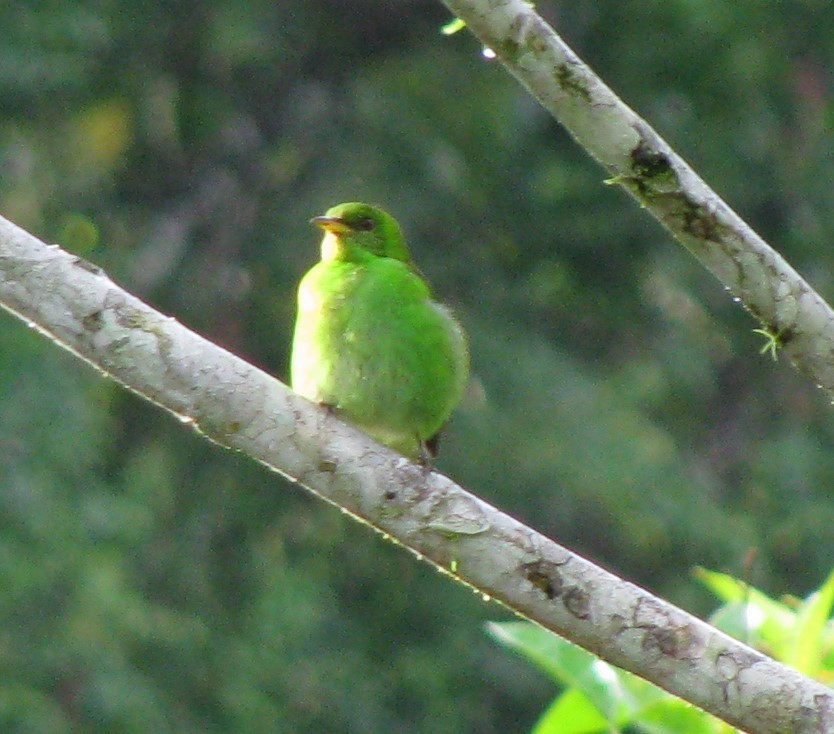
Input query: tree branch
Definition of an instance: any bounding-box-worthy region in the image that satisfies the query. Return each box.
[440,0,834,397]
[2,216,833,731]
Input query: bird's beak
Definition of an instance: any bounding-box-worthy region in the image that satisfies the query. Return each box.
[310,216,352,234]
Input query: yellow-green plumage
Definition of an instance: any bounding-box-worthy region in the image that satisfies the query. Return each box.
[290,202,469,459]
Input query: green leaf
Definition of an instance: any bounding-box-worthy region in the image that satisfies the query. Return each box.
[751,327,783,361]
[637,695,723,734]
[488,622,637,725]
[789,565,834,675]
[488,620,730,734]
[440,17,466,35]
[694,568,797,656]
[532,689,610,734]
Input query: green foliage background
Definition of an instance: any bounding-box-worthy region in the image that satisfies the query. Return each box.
[2,1,834,731]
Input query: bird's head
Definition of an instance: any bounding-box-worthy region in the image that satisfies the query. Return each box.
[311,202,411,263]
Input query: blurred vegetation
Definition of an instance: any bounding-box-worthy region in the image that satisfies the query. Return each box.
[491,567,834,733]
[3,1,834,731]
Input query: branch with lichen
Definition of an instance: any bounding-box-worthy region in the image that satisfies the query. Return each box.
[440,0,834,395]
[2,214,834,732]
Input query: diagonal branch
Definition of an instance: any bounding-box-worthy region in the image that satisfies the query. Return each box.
[2,216,833,732]
[440,0,834,395]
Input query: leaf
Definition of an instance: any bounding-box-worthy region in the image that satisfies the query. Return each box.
[789,565,834,675]
[694,567,797,656]
[488,622,631,722]
[440,17,466,35]
[532,689,610,734]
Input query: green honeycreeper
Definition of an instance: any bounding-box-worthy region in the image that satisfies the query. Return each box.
[291,202,469,459]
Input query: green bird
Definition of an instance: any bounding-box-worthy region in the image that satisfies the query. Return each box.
[290,202,469,460]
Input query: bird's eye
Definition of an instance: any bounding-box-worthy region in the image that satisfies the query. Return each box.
[354,218,375,232]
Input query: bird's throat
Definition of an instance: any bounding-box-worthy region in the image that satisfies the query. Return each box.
[320,232,348,261]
